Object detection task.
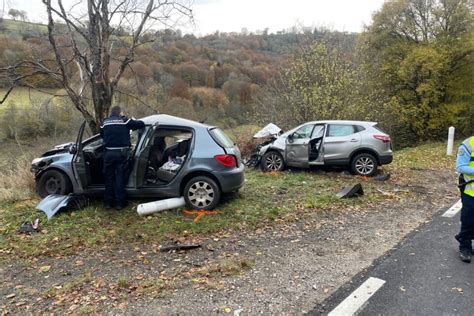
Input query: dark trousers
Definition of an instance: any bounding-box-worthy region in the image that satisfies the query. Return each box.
[103,149,127,207]
[456,192,474,251]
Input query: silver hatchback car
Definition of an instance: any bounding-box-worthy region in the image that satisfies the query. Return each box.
[31,114,245,210]
[253,120,393,176]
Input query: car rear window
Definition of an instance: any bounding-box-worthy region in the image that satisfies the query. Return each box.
[373,124,387,134]
[209,128,234,148]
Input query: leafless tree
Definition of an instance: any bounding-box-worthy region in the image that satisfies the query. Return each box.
[0,0,193,132]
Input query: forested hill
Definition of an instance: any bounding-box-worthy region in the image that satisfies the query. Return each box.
[1,0,473,148]
[0,18,357,127]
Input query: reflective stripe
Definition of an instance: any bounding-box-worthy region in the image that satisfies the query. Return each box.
[462,137,474,197]
[106,147,130,150]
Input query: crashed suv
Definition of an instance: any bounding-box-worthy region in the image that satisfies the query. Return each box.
[248,120,393,176]
[31,114,245,210]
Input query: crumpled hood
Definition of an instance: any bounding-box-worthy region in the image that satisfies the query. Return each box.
[253,123,283,138]
[42,142,74,157]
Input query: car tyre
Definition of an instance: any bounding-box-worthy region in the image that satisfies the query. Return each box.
[261,151,285,172]
[183,176,221,210]
[37,169,72,198]
[351,153,377,176]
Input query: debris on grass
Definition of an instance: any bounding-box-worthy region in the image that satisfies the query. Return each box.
[159,244,201,252]
[336,183,364,198]
[182,210,221,223]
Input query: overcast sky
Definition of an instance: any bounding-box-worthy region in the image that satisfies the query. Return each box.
[5,0,385,35]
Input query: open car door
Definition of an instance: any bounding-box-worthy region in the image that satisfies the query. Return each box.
[285,124,315,168]
[71,121,88,192]
[308,124,326,165]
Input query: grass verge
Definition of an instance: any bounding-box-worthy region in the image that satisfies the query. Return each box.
[0,142,456,261]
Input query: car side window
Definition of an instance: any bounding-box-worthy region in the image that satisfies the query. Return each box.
[293,124,314,139]
[327,124,356,137]
[311,125,325,139]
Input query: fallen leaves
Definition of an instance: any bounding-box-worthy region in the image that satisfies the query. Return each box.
[39,265,51,273]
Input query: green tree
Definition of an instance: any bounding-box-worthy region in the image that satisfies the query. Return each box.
[359,0,474,145]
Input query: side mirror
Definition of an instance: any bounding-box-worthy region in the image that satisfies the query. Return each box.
[69,144,77,154]
[287,133,294,143]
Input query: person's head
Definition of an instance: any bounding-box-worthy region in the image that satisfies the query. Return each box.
[110,105,122,116]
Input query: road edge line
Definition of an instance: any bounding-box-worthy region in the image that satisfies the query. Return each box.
[328,277,386,316]
[442,199,462,218]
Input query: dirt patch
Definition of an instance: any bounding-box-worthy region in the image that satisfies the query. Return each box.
[0,167,458,314]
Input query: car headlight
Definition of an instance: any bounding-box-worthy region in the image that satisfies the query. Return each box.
[31,158,43,165]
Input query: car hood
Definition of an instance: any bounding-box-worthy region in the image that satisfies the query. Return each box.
[253,123,283,138]
[42,142,74,157]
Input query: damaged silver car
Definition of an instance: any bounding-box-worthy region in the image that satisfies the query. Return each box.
[248,120,393,176]
[31,114,245,213]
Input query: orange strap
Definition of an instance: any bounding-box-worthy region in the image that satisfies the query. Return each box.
[182,210,220,223]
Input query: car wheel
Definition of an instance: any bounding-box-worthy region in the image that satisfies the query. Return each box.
[37,169,72,198]
[351,153,377,176]
[183,176,221,210]
[261,151,285,172]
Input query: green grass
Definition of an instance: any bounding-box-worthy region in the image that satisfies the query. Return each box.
[1,19,47,33]
[0,142,456,261]
[0,87,59,108]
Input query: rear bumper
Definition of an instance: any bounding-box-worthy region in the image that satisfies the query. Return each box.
[213,165,245,192]
[379,154,393,165]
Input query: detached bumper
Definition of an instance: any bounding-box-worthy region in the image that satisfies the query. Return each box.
[379,155,393,165]
[213,165,245,192]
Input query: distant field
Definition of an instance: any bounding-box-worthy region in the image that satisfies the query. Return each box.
[1,18,47,33]
[0,87,60,108]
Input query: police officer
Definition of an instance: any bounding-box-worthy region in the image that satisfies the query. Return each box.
[100,106,145,209]
[455,136,474,262]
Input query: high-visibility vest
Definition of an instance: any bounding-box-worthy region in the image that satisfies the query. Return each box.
[461,137,474,197]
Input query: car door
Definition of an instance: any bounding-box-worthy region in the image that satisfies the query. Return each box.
[308,124,326,165]
[135,125,156,187]
[323,124,361,163]
[285,124,315,168]
[72,121,88,192]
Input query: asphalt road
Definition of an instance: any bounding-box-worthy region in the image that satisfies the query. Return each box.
[312,201,474,315]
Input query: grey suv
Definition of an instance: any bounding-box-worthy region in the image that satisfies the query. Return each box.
[253,120,392,176]
[31,114,245,210]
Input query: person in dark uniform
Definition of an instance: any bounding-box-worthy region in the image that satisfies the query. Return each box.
[100,106,145,209]
[455,136,474,262]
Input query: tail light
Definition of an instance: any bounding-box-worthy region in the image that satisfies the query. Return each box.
[214,154,237,168]
[373,135,391,143]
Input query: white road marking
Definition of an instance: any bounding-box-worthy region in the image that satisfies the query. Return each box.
[328,277,386,316]
[442,200,462,218]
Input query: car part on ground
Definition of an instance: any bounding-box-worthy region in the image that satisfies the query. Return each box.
[137,197,186,216]
[336,183,364,198]
[36,194,89,219]
[159,244,201,252]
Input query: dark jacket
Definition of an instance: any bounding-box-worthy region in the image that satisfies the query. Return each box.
[100,115,145,148]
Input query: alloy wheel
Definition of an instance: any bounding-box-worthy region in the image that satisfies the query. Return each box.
[355,157,375,175]
[265,153,283,171]
[187,181,215,208]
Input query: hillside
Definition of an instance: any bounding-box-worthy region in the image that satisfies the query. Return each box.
[0,19,357,129]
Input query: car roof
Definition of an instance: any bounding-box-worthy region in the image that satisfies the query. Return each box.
[140,114,212,129]
[305,120,377,126]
